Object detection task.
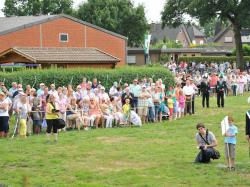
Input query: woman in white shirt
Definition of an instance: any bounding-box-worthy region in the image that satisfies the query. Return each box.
[0,91,9,137]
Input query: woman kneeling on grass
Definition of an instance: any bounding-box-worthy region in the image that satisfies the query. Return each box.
[46,94,59,143]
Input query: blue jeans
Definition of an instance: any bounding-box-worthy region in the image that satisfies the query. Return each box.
[154,103,160,121]
[148,107,155,122]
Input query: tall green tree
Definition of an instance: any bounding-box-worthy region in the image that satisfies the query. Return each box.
[76,0,148,47]
[161,0,250,70]
[2,0,19,16]
[201,18,229,38]
[2,0,73,16]
[41,0,73,15]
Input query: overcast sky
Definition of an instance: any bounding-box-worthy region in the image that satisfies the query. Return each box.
[0,0,166,23]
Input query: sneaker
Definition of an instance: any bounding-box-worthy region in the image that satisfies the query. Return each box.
[84,127,89,131]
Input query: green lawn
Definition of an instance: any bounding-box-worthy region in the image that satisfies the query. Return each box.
[1,94,250,187]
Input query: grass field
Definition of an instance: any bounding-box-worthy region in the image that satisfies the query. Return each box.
[1,94,250,187]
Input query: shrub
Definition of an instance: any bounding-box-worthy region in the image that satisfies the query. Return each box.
[232,44,250,56]
[0,66,175,89]
[178,56,250,63]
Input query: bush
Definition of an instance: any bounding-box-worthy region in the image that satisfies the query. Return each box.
[0,66,26,72]
[178,56,250,63]
[0,66,175,90]
[232,44,250,56]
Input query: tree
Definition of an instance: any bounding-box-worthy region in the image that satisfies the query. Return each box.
[41,0,73,15]
[76,0,148,47]
[201,18,229,38]
[151,39,183,49]
[161,0,250,70]
[2,0,19,16]
[2,0,73,16]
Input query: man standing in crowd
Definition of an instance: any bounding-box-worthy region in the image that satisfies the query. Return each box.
[216,75,227,108]
[138,85,150,124]
[189,79,197,114]
[200,75,210,108]
[183,80,195,115]
[129,79,141,112]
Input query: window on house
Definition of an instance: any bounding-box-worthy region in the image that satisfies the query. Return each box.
[242,35,250,43]
[192,40,196,44]
[224,37,233,43]
[200,40,204,45]
[59,33,68,42]
[127,56,136,64]
[192,54,195,56]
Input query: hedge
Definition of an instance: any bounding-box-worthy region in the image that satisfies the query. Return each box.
[0,66,175,90]
[178,56,250,63]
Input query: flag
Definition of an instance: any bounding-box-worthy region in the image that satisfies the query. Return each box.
[144,34,151,55]
[246,111,250,136]
[221,116,229,136]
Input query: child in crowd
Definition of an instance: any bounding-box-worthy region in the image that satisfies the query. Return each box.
[224,116,238,170]
[147,89,155,123]
[16,93,30,138]
[167,94,174,121]
[79,97,90,130]
[178,90,185,118]
[122,98,131,125]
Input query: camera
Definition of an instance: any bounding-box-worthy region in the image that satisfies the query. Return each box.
[199,145,205,150]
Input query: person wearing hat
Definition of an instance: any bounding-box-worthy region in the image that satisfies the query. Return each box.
[0,91,9,137]
[99,86,109,102]
[216,75,227,108]
[109,82,118,97]
[200,75,210,108]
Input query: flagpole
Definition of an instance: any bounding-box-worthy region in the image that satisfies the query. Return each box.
[224,117,231,171]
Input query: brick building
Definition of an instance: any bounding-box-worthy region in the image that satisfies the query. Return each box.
[0,14,127,68]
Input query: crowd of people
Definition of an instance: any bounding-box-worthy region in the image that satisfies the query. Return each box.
[0,61,249,143]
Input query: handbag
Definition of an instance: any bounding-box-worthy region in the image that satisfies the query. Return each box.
[42,119,47,128]
[56,118,66,129]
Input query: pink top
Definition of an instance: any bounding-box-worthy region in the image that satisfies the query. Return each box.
[179,95,185,108]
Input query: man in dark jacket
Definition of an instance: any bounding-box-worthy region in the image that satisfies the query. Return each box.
[216,75,227,108]
[200,75,210,108]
